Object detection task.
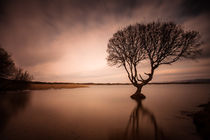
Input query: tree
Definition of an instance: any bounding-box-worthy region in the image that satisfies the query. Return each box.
[107,21,202,98]
[14,67,33,81]
[0,46,33,81]
[0,46,16,79]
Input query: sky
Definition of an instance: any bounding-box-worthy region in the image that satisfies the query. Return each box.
[0,0,210,83]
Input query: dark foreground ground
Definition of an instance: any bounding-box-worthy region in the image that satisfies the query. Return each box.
[193,102,210,140]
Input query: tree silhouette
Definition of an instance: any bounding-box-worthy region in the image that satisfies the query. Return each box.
[14,67,33,81]
[107,21,202,98]
[0,47,16,79]
[0,46,33,82]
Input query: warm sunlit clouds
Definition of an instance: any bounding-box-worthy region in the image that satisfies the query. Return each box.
[0,0,209,82]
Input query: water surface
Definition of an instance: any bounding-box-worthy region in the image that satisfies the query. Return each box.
[0,84,210,140]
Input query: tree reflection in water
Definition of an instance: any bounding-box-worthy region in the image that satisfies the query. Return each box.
[109,98,164,140]
[0,91,31,134]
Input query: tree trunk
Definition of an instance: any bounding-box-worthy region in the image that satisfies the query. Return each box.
[130,85,145,100]
[135,86,142,94]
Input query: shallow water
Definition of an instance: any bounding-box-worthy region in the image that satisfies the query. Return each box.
[0,84,210,140]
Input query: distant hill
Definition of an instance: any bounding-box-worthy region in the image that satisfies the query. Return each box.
[180,79,210,83]
[151,79,210,84]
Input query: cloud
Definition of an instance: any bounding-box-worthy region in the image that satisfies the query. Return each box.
[0,0,209,82]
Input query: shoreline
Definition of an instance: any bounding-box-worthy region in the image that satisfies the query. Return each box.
[28,83,88,90]
[0,78,88,90]
[1,77,210,91]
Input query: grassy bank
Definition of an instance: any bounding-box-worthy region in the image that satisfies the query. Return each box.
[28,83,88,90]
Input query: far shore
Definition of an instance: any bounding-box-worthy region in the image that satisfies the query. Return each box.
[26,80,210,90]
[0,78,89,90]
[22,80,210,90]
[28,83,88,90]
[1,77,210,91]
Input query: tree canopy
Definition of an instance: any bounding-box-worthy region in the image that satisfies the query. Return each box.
[0,46,33,81]
[107,21,202,94]
[0,47,16,79]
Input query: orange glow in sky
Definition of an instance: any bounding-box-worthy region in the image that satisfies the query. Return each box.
[0,0,209,82]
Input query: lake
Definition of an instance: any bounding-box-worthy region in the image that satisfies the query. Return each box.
[0,84,210,140]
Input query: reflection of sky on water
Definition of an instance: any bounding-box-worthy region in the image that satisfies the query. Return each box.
[0,84,209,140]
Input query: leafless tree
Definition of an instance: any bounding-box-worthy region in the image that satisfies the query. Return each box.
[107,22,202,98]
[14,67,33,81]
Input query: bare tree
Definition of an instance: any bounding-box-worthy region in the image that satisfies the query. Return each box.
[14,67,33,81]
[107,22,202,98]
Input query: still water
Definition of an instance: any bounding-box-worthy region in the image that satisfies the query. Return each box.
[0,84,210,140]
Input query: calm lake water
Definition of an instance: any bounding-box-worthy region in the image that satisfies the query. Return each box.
[0,84,210,140]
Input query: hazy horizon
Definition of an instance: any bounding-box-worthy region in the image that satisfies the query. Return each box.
[0,0,210,83]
